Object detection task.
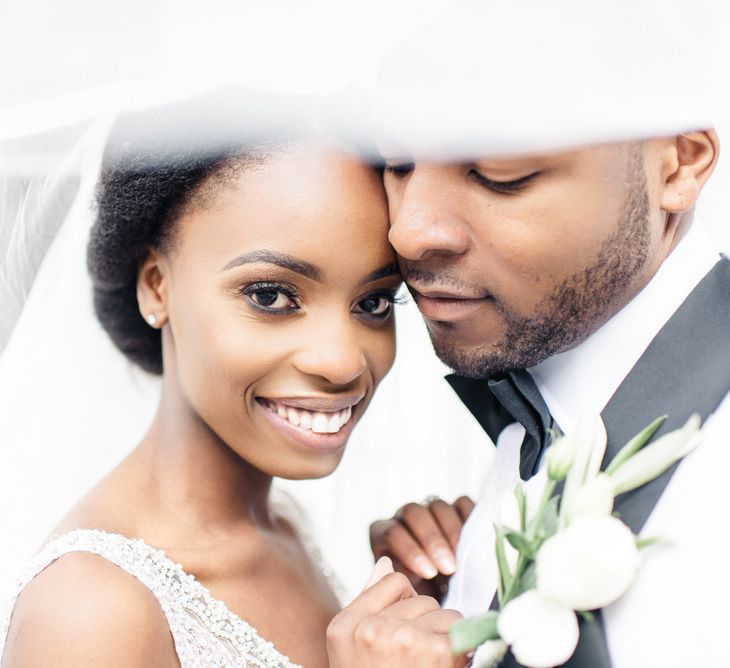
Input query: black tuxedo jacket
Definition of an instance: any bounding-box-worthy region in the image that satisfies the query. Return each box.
[447,256,730,668]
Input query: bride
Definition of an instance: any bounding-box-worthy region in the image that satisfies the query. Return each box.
[0,97,464,667]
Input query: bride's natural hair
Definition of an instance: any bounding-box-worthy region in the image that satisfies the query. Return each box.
[87,92,291,375]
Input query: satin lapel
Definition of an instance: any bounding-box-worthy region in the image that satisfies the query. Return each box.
[481,256,730,668]
[559,256,730,668]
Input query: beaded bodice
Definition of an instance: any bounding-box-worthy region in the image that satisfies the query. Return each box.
[0,529,301,667]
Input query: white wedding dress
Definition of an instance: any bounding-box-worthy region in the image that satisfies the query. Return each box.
[0,491,344,667]
[0,528,301,667]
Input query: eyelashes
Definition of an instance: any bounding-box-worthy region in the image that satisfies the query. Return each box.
[383,162,540,194]
[468,169,540,193]
[238,282,405,320]
[240,282,300,314]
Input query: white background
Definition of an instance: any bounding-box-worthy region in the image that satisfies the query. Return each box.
[1,0,729,603]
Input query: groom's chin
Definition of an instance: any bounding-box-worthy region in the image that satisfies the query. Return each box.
[428,333,505,379]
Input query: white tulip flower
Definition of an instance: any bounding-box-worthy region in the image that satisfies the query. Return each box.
[473,640,508,668]
[565,473,614,523]
[536,516,640,610]
[546,433,574,480]
[610,414,702,495]
[560,414,607,527]
[497,590,579,668]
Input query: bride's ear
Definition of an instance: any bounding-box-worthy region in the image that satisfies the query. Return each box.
[137,248,169,329]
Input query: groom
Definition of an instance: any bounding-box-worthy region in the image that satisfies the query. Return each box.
[329,1,730,666]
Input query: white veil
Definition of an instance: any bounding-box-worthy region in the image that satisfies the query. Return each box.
[0,0,496,603]
[1,0,729,604]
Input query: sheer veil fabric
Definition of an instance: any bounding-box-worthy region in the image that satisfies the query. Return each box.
[1,0,730,615]
[0,103,492,605]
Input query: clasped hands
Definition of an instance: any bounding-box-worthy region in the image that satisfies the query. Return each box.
[327,496,475,667]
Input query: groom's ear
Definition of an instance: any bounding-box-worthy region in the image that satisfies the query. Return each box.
[658,130,719,214]
[137,248,169,328]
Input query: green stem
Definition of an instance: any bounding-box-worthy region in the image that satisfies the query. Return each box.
[531,479,557,535]
[501,479,557,606]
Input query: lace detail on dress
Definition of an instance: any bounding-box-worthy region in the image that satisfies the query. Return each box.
[0,529,302,668]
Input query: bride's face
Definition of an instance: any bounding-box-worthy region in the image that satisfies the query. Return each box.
[149,145,400,479]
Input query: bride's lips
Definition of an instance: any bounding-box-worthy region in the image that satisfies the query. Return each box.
[410,287,494,322]
[255,394,364,452]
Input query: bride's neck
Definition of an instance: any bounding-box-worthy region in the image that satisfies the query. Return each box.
[126,381,274,533]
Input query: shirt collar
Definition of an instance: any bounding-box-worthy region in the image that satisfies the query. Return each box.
[529,221,721,436]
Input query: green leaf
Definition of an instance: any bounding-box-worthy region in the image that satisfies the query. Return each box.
[533,495,560,543]
[605,415,667,475]
[577,610,595,623]
[505,530,534,557]
[514,483,527,532]
[450,612,500,654]
[636,535,662,550]
[494,525,512,606]
[511,561,536,598]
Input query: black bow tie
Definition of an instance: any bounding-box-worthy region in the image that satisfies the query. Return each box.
[446,369,555,480]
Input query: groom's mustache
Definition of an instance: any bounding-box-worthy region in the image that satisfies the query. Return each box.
[401,265,490,300]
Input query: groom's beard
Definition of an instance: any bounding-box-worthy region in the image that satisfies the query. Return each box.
[411,153,652,379]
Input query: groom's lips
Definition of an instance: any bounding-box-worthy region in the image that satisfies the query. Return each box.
[410,287,493,322]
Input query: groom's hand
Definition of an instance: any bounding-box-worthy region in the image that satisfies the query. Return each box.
[369,496,475,600]
[326,557,469,668]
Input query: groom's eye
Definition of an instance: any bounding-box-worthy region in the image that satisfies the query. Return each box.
[468,168,540,194]
[384,161,415,177]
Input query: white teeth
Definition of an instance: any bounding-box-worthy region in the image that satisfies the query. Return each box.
[299,411,313,429]
[327,413,341,433]
[266,400,356,434]
[286,407,300,427]
[311,413,329,433]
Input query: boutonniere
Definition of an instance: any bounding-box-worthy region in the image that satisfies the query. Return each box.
[450,413,702,668]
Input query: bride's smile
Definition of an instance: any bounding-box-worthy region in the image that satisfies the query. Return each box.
[2,114,406,668]
[139,143,401,483]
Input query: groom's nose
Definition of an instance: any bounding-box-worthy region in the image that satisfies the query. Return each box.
[387,167,470,261]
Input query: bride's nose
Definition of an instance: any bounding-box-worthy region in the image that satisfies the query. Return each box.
[291,324,368,386]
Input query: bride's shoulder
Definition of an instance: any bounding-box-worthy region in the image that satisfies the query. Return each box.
[3,550,177,667]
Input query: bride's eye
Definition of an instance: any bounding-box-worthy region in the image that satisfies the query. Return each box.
[240,283,300,313]
[353,290,405,320]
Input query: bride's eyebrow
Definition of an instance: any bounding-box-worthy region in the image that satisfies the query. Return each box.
[222,250,320,281]
[360,262,400,286]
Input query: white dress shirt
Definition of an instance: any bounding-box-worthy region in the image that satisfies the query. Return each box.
[444,221,730,666]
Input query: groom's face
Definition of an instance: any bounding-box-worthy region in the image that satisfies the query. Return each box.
[384,142,668,378]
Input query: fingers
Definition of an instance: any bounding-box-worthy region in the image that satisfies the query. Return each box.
[371,518,440,580]
[453,495,476,522]
[363,556,395,591]
[370,495,476,584]
[411,606,463,634]
[345,572,418,620]
[394,500,458,575]
[428,499,467,552]
[328,595,464,668]
[378,594,441,622]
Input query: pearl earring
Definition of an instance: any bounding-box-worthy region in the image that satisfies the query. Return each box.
[146,313,158,327]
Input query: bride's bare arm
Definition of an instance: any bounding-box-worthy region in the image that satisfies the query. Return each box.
[2,553,177,667]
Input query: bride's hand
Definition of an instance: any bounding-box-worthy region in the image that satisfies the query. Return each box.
[326,558,469,667]
[369,496,475,600]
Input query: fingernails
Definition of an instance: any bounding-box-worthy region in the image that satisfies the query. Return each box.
[413,555,439,579]
[363,556,394,590]
[433,548,456,575]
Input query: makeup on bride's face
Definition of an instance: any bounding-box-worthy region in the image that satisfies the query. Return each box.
[161,145,401,480]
